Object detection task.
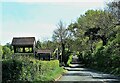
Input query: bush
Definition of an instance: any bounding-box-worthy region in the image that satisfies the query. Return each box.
[62,49,72,66]
[79,33,120,76]
[2,56,63,82]
[0,45,3,60]
[85,33,120,76]
[2,59,22,81]
[2,46,13,59]
[67,54,73,66]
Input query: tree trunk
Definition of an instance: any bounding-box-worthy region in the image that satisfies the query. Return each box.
[101,35,107,46]
[61,42,65,63]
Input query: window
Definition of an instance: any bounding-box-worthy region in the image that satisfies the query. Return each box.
[16,47,23,53]
[25,47,32,52]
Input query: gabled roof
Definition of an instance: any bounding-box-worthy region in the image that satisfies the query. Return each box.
[12,37,35,46]
[37,50,51,54]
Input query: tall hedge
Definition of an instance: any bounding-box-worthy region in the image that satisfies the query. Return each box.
[79,33,120,76]
[2,56,60,82]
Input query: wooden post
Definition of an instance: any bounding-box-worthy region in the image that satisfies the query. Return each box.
[32,47,33,53]
[32,46,35,57]
[14,46,16,53]
[23,47,25,53]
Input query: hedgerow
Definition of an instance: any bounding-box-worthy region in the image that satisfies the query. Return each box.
[79,33,120,76]
[2,56,63,82]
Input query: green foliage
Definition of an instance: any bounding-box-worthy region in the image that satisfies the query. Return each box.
[5,43,13,51]
[2,46,13,59]
[41,40,56,50]
[2,59,22,81]
[67,54,73,66]
[84,32,120,76]
[67,6,120,76]
[0,45,3,60]
[36,40,41,49]
[2,56,63,82]
[79,34,120,76]
[62,49,72,66]
[106,1,119,20]
[68,10,116,53]
[95,40,103,50]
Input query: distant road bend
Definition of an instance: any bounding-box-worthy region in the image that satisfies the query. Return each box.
[58,55,120,82]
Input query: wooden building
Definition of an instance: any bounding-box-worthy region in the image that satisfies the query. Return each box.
[37,50,51,60]
[12,37,36,55]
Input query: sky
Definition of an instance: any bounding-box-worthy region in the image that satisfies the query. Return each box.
[0,0,112,45]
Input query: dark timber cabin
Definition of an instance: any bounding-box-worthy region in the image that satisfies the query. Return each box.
[12,37,36,56]
[37,50,51,61]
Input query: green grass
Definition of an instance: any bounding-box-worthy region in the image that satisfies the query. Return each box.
[40,67,64,81]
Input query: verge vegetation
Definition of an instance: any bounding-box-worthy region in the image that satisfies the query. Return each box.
[2,56,64,82]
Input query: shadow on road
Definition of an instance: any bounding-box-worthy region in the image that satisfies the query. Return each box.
[58,55,120,82]
[63,72,91,76]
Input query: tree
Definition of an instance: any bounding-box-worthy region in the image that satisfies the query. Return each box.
[69,10,116,47]
[0,44,3,60]
[106,0,120,23]
[2,46,12,59]
[36,40,41,49]
[5,42,13,51]
[67,10,117,66]
[52,21,68,63]
[84,27,100,52]
[40,40,56,50]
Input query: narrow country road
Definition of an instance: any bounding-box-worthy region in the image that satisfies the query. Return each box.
[58,55,120,82]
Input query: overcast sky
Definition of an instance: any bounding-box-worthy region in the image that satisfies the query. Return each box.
[0,0,112,45]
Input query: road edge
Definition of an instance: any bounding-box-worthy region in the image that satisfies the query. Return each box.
[54,69,68,81]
